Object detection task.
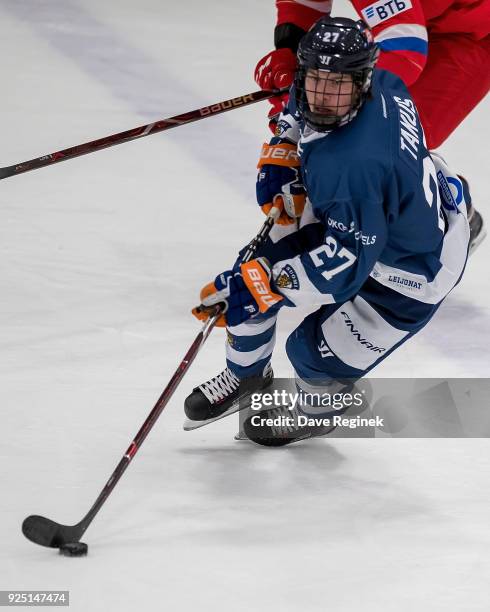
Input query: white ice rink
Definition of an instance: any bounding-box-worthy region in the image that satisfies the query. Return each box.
[1,1,490,610]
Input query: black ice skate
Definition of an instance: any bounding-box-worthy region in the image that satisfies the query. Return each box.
[241,404,337,447]
[467,204,486,255]
[460,175,486,254]
[183,364,273,431]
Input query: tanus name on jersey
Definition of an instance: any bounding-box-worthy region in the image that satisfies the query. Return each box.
[393,96,420,161]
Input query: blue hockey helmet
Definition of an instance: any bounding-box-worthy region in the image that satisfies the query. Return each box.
[294,17,379,131]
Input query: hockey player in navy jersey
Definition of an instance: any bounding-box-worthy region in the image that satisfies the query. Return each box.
[255,0,487,252]
[184,17,470,445]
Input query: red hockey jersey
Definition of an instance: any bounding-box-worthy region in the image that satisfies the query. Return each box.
[275,0,490,85]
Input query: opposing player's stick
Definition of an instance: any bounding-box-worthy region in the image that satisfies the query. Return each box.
[22,206,280,551]
[0,88,288,181]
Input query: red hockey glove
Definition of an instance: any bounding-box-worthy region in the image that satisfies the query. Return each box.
[254,48,296,132]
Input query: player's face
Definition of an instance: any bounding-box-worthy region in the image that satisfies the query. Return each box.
[304,69,357,118]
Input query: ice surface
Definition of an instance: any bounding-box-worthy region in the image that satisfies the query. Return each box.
[1,1,489,610]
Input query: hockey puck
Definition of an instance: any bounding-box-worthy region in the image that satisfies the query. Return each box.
[59,542,88,557]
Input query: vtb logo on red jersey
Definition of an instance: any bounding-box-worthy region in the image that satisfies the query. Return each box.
[361,0,412,27]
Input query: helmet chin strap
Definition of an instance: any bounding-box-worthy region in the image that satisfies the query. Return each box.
[304,106,360,133]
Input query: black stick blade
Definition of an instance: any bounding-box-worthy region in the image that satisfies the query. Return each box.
[22,515,82,548]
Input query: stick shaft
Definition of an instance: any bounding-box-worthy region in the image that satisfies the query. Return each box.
[0,88,287,181]
[74,208,280,538]
[77,315,218,536]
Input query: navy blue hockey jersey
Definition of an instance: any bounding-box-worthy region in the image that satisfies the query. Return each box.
[270,69,468,313]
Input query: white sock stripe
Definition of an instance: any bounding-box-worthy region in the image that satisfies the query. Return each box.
[227,315,277,337]
[226,334,276,368]
[294,371,335,394]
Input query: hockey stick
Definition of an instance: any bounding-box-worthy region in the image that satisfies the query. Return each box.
[22,206,280,551]
[0,88,288,181]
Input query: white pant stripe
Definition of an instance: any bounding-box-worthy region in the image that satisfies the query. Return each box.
[321,296,408,371]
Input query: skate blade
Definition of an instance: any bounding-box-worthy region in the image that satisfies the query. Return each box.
[233,425,336,445]
[183,401,242,431]
[234,430,249,441]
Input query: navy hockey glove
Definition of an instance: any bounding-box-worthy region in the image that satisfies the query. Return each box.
[192,258,283,328]
[257,142,306,226]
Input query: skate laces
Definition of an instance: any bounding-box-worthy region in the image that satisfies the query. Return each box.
[199,368,240,404]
